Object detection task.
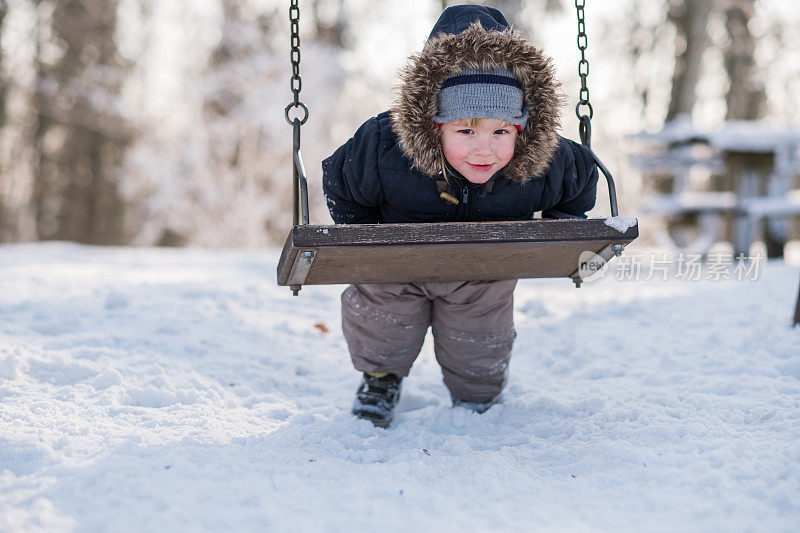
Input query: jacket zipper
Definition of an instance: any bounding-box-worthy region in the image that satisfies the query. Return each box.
[454,185,470,221]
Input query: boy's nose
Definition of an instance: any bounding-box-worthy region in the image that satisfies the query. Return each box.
[474,135,492,155]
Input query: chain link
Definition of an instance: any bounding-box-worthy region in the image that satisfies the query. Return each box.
[575,0,593,122]
[286,0,308,125]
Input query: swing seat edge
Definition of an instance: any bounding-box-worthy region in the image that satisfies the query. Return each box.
[276,218,638,288]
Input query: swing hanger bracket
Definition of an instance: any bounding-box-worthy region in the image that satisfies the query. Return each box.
[286,0,311,243]
[285,102,309,126]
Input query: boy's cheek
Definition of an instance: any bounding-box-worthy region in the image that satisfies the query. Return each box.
[498,144,516,166]
[442,140,468,164]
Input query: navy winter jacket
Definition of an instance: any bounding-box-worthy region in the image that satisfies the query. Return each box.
[322,112,598,224]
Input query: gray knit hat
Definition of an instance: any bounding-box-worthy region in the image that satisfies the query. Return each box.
[433,67,529,128]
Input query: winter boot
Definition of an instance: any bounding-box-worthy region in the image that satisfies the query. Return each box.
[451,394,502,414]
[352,372,402,428]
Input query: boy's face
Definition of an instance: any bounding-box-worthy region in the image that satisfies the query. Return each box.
[440,118,517,184]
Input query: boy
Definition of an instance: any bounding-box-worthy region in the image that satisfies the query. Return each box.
[322,5,599,427]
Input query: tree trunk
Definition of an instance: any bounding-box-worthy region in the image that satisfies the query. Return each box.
[724,0,765,120]
[31,0,133,244]
[0,0,7,129]
[0,0,8,238]
[666,0,712,122]
[312,0,345,47]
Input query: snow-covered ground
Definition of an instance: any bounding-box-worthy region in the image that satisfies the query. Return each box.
[1,242,798,532]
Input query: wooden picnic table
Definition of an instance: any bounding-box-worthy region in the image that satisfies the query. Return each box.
[631,120,800,257]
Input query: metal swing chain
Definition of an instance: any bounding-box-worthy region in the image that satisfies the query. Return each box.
[285,0,308,125]
[575,0,593,147]
[286,0,310,231]
[574,0,620,220]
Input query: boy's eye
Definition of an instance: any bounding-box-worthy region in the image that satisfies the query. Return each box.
[494,129,511,135]
[456,129,473,134]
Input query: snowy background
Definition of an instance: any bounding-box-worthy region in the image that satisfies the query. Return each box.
[3,0,800,246]
[1,242,798,532]
[2,0,800,530]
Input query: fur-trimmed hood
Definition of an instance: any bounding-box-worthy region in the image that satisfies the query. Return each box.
[390,5,563,183]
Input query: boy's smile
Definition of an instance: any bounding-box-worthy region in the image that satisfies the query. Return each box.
[440,118,517,184]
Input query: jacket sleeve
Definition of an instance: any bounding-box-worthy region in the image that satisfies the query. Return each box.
[321,117,385,224]
[541,138,599,219]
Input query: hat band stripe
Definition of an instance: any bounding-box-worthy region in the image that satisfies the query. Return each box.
[441,74,522,90]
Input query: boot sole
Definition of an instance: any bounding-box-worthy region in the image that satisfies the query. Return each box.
[353,412,392,428]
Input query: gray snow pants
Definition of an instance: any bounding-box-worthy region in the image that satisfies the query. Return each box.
[341,280,517,402]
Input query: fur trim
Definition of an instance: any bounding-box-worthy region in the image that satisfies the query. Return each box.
[390,22,564,183]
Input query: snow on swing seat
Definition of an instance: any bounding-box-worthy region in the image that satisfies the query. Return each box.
[277,217,638,291]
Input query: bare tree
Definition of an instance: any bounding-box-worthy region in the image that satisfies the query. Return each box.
[663,0,765,123]
[666,0,712,122]
[31,0,133,244]
[0,0,18,241]
[723,0,764,120]
[313,0,345,47]
[0,0,7,129]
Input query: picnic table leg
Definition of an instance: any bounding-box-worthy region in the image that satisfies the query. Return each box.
[794,273,800,327]
[732,166,760,257]
[732,213,755,257]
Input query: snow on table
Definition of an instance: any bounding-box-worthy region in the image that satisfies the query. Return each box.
[0,243,798,532]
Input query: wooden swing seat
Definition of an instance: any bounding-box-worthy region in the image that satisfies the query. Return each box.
[277,218,638,290]
[278,2,640,295]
